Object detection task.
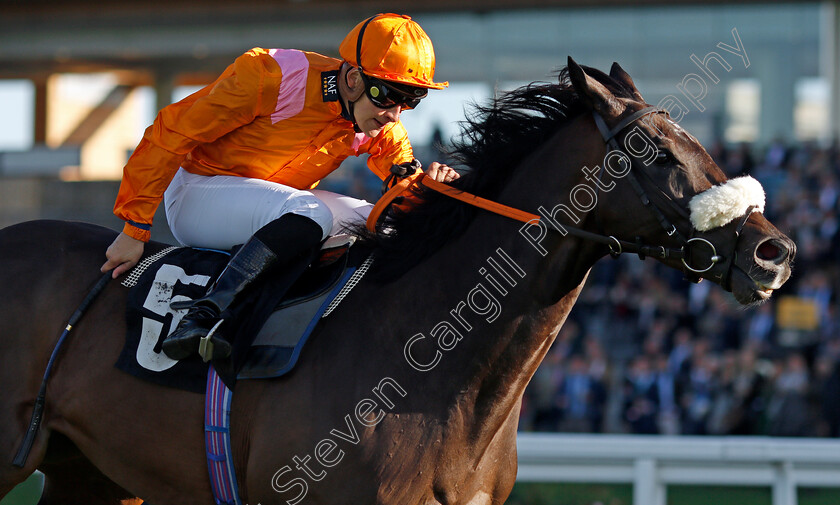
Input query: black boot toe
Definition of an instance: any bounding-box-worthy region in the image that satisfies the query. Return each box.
[161,321,209,360]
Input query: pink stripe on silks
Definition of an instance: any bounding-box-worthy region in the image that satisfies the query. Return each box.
[268,49,309,124]
[352,132,371,154]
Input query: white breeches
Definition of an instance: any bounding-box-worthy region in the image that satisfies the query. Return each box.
[163,168,373,250]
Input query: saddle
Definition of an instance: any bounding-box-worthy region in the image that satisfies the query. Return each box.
[238,235,370,380]
[115,235,372,392]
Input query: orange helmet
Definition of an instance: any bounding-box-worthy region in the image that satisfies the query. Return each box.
[340,13,448,90]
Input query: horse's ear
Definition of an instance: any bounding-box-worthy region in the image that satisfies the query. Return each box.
[609,62,645,102]
[567,56,624,117]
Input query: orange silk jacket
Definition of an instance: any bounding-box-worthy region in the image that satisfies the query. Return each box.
[114,47,415,241]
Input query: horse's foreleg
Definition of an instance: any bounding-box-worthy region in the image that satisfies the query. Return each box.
[37,434,139,505]
[0,326,53,498]
[0,223,81,499]
[0,375,140,505]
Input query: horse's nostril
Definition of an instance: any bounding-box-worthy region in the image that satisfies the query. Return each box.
[756,239,787,263]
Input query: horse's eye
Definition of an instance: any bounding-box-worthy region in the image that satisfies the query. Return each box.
[654,150,673,166]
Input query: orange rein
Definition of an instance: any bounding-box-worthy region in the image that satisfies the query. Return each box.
[366,172,541,233]
[364,170,691,267]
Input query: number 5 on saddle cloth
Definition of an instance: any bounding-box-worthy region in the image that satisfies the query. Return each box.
[116,235,372,392]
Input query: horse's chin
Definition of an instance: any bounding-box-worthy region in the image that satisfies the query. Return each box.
[729,266,776,306]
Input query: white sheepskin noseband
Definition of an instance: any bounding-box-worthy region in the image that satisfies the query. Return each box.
[688,176,765,232]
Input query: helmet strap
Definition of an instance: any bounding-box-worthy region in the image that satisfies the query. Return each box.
[355,15,379,74]
[341,14,379,133]
[339,15,380,133]
[343,100,361,134]
[339,64,362,132]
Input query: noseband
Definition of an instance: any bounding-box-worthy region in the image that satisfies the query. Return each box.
[368,106,755,284]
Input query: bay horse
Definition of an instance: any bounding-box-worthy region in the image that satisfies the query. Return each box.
[0,59,793,505]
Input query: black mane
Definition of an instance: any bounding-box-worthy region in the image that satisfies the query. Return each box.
[358,65,636,280]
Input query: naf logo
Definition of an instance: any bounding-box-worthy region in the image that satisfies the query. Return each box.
[321,70,339,102]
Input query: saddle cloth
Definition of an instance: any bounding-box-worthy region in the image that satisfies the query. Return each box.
[115,235,370,392]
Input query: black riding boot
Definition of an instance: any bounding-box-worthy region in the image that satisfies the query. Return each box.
[161,214,324,361]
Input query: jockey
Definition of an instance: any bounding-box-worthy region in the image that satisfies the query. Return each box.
[101,13,458,361]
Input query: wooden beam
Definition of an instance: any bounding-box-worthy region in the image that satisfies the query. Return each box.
[60,85,137,147]
[33,77,48,145]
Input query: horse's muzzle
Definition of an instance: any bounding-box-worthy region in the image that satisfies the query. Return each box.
[729,234,795,305]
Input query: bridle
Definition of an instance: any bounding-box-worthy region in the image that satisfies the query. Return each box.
[592,106,745,282]
[588,106,754,285]
[368,105,755,284]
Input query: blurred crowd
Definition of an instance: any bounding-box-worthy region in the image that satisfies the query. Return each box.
[517,138,840,437]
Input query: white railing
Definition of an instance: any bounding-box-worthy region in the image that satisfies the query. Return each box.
[516,433,840,505]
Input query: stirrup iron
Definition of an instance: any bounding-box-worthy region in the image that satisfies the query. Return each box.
[198,319,225,363]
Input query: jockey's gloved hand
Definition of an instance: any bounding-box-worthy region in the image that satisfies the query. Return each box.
[382,159,422,193]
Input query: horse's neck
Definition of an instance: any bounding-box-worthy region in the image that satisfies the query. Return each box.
[406,224,593,448]
[384,123,606,456]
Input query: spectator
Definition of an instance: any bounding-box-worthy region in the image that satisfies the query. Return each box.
[526,350,564,432]
[583,336,609,432]
[680,350,717,435]
[725,142,755,177]
[725,346,770,435]
[744,303,775,353]
[557,354,598,433]
[654,353,680,435]
[766,353,814,437]
[622,356,659,434]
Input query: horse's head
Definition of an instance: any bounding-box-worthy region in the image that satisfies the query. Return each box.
[567,57,794,305]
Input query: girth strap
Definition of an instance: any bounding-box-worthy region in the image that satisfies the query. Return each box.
[205,365,242,505]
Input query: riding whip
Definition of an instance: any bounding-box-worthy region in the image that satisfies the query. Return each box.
[13,271,112,467]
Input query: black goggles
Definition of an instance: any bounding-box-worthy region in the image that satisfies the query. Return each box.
[360,71,427,110]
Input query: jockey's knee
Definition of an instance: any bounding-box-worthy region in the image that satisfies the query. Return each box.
[282,192,333,240]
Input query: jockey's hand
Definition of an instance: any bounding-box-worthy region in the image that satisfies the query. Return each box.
[102,232,145,278]
[426,161,460,183]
